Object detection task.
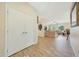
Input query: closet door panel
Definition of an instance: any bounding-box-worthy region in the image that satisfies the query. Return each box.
[24,16,35,44]
[7,8,27,56]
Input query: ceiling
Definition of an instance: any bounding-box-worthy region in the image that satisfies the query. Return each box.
[28,2,74,24]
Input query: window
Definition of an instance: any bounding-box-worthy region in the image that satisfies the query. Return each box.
[70,2,77,27]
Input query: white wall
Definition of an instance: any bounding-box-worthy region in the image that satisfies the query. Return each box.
[70,26,79,56]
[0,3,5,56]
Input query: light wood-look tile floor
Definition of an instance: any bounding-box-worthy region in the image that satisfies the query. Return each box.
[10,35,75,57]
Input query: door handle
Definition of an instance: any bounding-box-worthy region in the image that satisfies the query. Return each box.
[22,32,27,34]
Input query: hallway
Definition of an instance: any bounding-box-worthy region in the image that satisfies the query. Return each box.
[0,2,79,57]
[10,35,75,57]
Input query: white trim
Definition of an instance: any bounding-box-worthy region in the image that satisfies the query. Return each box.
[4,3,8,57]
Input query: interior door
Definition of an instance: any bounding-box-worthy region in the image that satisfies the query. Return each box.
[24,15,35,45]
[7,8,34,56]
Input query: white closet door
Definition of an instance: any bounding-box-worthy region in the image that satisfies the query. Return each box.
[7,8,34,56]
[24,15,35,45]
